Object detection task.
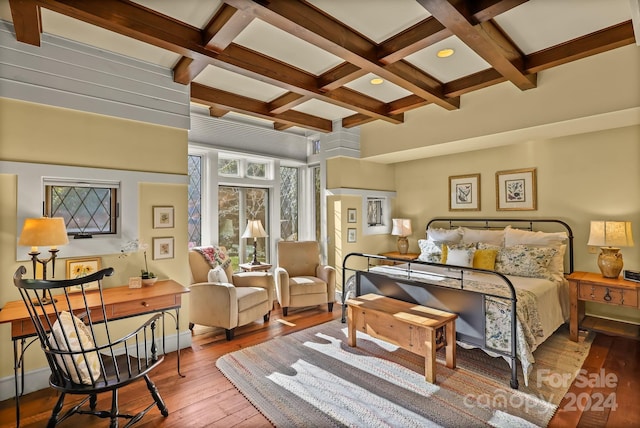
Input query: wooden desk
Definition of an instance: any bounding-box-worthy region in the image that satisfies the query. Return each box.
[0,279,189,427]
[567,271,640,342]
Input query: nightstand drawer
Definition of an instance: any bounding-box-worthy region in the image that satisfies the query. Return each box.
[578,283,638,307]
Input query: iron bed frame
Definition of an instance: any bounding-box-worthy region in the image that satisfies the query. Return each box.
[341,218,574,390]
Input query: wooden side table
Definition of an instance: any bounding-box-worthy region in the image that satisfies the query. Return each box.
[239,263,272,272]
[378,251,419,265]
[567,271,640,341]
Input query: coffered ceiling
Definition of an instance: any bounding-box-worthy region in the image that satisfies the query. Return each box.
[2,0,638,135]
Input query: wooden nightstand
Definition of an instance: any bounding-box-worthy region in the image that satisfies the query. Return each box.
[567,271,640,341]
[378,251,420,265]
[239,263,272,272]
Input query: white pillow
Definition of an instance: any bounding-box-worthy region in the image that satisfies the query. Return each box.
[444,247,475,267]
[208,265,229,283]
[49,311,101,385]
[427,227,463,243]
[504,226,568,247]
[418,238,442,263]
[460,227,505,246]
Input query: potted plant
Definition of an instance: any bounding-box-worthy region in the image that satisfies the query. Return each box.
[140,245,157,285]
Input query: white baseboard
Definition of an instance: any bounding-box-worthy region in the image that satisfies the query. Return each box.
[0,330,192,402]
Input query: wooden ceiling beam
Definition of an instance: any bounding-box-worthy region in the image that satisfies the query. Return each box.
[174,4,253,84]
[378,18,450,65]
[191,83,333,132]
[208,106,229,117]
[9,0,42,46]
[525,21,636,73]
[268,93,310,114]
[225,0,460,110]
[417,0,536,91]
[342,113,377,129]
[317,63,368,92]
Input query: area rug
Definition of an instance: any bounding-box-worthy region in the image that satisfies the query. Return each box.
[216,320,593,427]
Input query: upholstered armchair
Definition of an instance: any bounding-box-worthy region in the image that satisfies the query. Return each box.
[275,241,336,316]
[188,247,274,340]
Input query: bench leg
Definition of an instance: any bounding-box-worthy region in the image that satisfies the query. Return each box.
[425,327,436,383]
[445,322,456,369]
[347,305,357,347]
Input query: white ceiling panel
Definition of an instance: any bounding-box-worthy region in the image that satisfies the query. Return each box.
[307,0,431,43]
[494,0,633,54]
[130,0,221,29]
[194,65,288,102]
[344,73,413,103]
[234,19,344,75]
[292,99,356,121]
[404,36,491,83]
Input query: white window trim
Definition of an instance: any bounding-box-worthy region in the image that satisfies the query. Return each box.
[3,161,186,261]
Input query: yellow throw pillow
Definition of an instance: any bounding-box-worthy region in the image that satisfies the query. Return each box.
[440,244,448,263]
[473,249,498,270]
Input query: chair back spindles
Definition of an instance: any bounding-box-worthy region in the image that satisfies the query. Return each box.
[12,265,168,425]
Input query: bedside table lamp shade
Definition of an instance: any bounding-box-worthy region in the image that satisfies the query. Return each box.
[587,221,634,278]
[392,218,412,255]
[242,220,267,265]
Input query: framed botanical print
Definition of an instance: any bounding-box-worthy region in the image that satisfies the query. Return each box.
[449,174,480,211]
[347,208,357,223]
[66,257,102,292]
[153,206,174,229]
[496,167,537,211]
[153,237,175,260]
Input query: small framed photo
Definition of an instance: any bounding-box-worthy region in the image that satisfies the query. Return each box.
[496,167,537,211]
[128,277,142,289]
[153,206,174,229]
[66,257,102,292]
[347,228,357,243]
[347,208,357,223]
[449,174,480,211]
[153,237,174,260]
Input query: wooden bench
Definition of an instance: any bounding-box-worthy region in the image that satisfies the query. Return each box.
[346,293,458,384]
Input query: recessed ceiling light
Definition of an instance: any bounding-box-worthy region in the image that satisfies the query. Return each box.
[437,48,455,58]
[370,77,384,85]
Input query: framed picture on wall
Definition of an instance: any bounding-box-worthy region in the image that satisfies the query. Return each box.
[153,237,174,260]
[449,174,480,211]
[496,167,537,211]
[347,228,357,243]
[153,206,174,229]
[347,208,357,223]
[66,257,102,292]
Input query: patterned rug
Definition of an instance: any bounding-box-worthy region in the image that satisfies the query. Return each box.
[217,320,593,427]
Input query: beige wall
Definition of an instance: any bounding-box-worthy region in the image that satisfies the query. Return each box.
[396,125,639,323]
[0,98,190,380]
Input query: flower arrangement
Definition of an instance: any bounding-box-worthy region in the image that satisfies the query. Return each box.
[120,239,156,279]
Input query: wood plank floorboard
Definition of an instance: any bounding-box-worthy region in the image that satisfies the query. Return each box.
[0,304,637,427]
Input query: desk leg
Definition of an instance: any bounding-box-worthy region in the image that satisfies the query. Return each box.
[425,328,436,383]
[13,338,22,427]
[176,308,184,377]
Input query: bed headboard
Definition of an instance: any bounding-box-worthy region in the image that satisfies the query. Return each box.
[425,217,574,274]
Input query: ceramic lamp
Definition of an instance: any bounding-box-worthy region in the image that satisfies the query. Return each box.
[242,220,267,265]
[587,221,634,278]
[391,218,412,255]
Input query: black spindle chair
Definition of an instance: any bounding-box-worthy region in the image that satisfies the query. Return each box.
[13,266,169,427]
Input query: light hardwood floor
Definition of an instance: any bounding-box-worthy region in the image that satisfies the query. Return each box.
[0,304,637,427]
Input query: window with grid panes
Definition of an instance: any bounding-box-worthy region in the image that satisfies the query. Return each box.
[188,155,202,248]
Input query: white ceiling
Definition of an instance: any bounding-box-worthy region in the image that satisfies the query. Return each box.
[0,0,638,136]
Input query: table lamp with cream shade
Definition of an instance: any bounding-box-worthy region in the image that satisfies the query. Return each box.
[587,221,634,278]
[18,217,69,304]
[241,219,267,265]
[392,218,412,255]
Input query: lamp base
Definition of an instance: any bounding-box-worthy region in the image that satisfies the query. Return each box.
[397,236,409,255]
[598,247,623,278]
[34,296,57,306]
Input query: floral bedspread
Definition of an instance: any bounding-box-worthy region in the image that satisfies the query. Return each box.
[344,266,545,384]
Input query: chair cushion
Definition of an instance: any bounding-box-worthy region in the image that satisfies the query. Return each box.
[289,276,328,296]
[236,287,269,312]
[277,241,320,277]
[49,311,101,385]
